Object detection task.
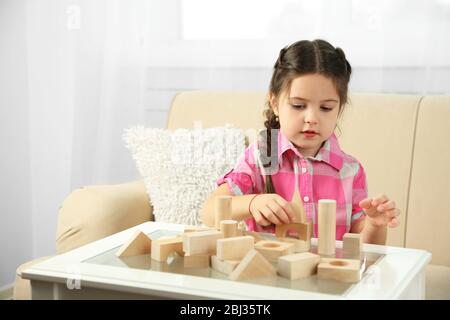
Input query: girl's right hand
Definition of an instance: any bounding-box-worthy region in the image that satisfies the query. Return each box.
[249,194,296,226]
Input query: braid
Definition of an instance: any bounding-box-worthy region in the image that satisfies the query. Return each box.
[259,104,280,194]
[274,47,287,69]
[335,47,352,81]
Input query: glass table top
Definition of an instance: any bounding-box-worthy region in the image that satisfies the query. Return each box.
[83,229,385,296]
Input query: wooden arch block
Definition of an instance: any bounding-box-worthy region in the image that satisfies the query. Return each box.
[275,221,312,241]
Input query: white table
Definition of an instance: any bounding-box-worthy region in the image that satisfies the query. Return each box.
[22,221,431,300]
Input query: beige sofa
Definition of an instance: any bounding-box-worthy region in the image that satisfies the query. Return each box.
[15,91,450,299]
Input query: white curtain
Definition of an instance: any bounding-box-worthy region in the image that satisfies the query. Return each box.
[24,0,151,258]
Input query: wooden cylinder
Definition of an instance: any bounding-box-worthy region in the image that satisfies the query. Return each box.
[318,199,336,256]
[214,196,232,229]
[220,220,238,238]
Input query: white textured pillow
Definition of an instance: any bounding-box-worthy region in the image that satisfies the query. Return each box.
[123,125,245,225]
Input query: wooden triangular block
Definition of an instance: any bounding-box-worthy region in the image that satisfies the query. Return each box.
[291,182,306,222]
[115,230,152,257]
[229,249,276,281]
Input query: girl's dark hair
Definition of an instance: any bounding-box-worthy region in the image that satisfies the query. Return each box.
[260,39,352,194]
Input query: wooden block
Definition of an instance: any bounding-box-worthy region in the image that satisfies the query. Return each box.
[291,183,307,222]
[318,199,336,255]
[214,196,232,229]
[317,258,361,283]
[343,233,362,258]
[277,237,311,253]
[184,225,215,233]
[275,221,312,241]
[184,253,210,268]
[151,237,183,262]
[217,236,254,261]
[254,240,294,262]
[277,252,321,280]
[182,230,224,255]
[229,249,276,281]
[115,231,152,257]
[220,220,239,238]
[210,256,240,275]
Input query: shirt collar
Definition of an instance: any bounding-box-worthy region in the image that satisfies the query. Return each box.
[278,130,344,171]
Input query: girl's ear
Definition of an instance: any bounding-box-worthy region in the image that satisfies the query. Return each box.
[269,92,279,115]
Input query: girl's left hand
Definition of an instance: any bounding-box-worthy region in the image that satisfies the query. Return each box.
[359,194,400,228]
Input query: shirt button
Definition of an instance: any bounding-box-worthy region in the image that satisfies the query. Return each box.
[301,167,307,174]
[303,196,309,202]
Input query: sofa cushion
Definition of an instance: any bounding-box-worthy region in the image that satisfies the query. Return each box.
[56,180,152,254]
[13,256,52,300]
[406,96,450,266]
[124,125,245,226]
[338,94,421,247]
[426,264,450,300]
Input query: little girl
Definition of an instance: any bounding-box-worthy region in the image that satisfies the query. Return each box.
[201,39,400,245]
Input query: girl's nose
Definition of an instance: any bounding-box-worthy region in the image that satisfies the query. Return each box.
[304,109,318,124]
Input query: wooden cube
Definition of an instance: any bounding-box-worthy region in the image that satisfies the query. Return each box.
[182,230,224,255]
[210,256,240,275]
[277,252,321,280]
[216,236,254,261]
[184,254,210,268]
[317,258,361,283]
[343,233,362,258]
[254,240,294,262]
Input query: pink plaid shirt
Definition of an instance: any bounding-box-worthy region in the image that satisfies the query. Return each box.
[216,130,367,240]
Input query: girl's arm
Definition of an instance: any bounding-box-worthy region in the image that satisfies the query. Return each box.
[201,184,295,227]
[200,184,255,227]
[350,218,387,245]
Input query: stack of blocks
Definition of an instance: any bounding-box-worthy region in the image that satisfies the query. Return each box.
[115,196,364,283]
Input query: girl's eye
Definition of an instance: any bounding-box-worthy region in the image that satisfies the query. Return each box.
[320,106,333,112]
[292,104,306,109]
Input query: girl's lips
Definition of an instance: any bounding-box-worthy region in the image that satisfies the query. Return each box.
[302,131,317,138]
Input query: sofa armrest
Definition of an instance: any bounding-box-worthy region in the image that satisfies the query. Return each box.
[56,180,153,254]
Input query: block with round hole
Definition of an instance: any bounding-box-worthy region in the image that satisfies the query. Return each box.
[317,258,361,283]
[254,240,294,262]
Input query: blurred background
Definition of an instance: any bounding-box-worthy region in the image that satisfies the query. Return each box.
[1,0,449,291]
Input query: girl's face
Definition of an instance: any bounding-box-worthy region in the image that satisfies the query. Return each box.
[270,73,341,157]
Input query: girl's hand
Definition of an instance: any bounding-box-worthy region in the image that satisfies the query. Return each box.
[249,194,296,226]
[359,194,400,228]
